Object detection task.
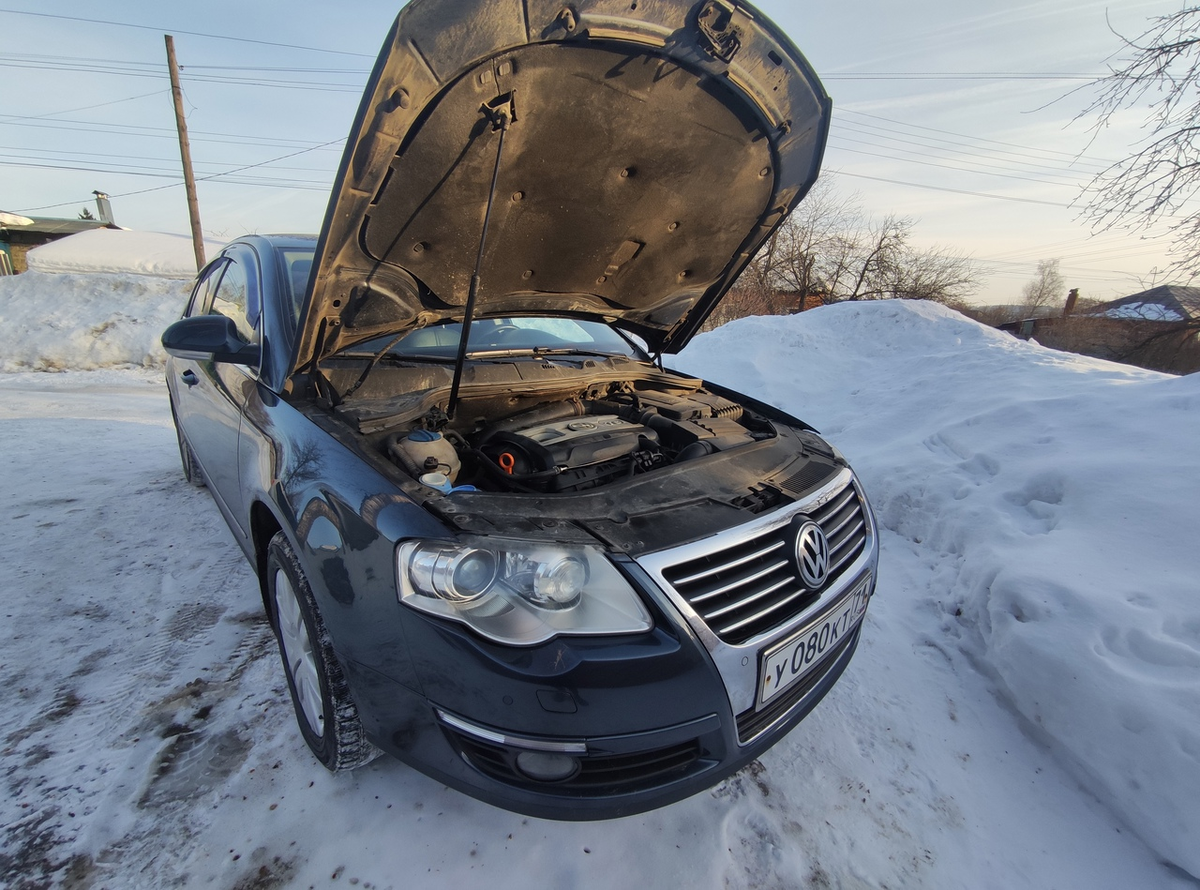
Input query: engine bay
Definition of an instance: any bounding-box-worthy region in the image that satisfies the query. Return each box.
[379,385,777,495]
[309,355,845,547]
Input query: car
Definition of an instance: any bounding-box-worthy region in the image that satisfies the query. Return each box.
[162,0,878,820]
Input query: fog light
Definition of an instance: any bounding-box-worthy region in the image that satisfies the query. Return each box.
[515,750,580,782]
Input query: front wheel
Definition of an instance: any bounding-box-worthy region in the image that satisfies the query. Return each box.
[266,532,378,771]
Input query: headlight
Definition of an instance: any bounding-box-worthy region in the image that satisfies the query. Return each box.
[397,537,652,645]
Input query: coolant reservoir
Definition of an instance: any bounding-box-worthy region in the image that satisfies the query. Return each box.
[392,430,460,482]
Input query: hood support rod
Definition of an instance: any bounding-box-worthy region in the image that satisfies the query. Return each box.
[447,93,515,420]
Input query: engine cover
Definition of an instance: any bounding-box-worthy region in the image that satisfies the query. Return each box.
[482,416,657,492]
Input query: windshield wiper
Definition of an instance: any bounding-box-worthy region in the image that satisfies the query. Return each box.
[373,352,456,364]
[465,347,623,359]
[338,329,446,401]
[532,347,624,358]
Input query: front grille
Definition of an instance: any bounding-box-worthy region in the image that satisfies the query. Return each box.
[453,734,701,794]
[735,624,859,743]
[659,482,867,645]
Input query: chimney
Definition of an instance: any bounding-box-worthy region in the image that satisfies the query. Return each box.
[92,191,114,225]
[1063,288,1079,317]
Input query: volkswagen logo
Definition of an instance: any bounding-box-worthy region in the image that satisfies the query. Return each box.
[795,520,830,589]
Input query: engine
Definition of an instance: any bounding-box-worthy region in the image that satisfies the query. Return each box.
[383,389,774,494]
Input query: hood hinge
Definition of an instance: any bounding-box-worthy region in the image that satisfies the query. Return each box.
[696,0,741,63]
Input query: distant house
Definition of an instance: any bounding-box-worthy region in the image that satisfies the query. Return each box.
[0,192,117,274]
[1002,285,1200,375]
[1090,285,1200,324]
[1,216,117,274]
[995,304,1064,340]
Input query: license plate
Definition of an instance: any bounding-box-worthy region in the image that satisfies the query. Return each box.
[758,577,870,706]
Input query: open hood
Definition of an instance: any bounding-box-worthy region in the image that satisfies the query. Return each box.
[295,0,830,375]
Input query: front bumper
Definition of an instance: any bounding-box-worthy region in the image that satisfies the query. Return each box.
[343,471,877,820]
[345,622,862,820]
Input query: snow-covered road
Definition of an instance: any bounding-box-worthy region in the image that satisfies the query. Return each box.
[0,347,1192,888]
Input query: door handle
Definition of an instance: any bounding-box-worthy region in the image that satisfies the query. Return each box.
[181,370,198,387]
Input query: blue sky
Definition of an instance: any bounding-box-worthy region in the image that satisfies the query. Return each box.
[0,0,1179,303]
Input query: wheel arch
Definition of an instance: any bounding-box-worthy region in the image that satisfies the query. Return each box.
[250,499,284,616]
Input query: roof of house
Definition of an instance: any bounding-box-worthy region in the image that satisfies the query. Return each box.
[0,216,114,238]
[1092,285,1200,322]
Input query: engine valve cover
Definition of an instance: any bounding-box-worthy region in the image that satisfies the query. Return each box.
[483,417,657,492]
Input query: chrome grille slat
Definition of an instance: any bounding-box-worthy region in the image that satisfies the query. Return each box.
[656,479,870,645]
[829,518,865,556]
[714,587,811,636]
[828,542,863,576]
[672,539,785,587]
[687,559,791,604]
[702,576,793,620]
[818,487,856,518]
[822,502,859,540]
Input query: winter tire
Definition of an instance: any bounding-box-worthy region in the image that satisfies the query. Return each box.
[266,531,378,771]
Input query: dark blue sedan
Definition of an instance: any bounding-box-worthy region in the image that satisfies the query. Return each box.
[163,0,877,819]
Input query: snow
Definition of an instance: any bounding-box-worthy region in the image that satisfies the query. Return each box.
[0,230,221,371]
[1101,301,1186,322]
[24,229,226,279]
[0,270,187,371]
[1,252,1198,888]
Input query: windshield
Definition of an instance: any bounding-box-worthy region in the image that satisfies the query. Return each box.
[278,247,315,322]
[342,317,646,360]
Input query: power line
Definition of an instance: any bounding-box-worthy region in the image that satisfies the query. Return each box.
[0,8,376,58]
[824,71,1103,81]
[0,159,329,188]
[0,60,364,93]
[12,138,343,212]
[830,170,1072,208]
[0,147,335,177]
[827,139,1086,190]
[838,108,1110,164]
[0,88,169,124]
[833,118,1109,174]
[1,52,371,76]
[0,116,344,152]
[979,232,1160,262]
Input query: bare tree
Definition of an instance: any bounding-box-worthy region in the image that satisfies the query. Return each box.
[704,180,981,330]
[1021,258,1066,314]
[1079,7,1200,279]
[834,214,908,300]
[745,178,860,301]
[886,245,980,307]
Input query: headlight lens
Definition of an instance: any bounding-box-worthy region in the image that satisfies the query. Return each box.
[408,547,497,603]
[397,537,652,645]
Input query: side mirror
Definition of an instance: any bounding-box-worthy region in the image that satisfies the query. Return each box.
[162,315,261,366]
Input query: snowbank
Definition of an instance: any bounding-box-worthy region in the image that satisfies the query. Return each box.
[1,293,1197,887]
[0,229,223,370]
[0,269,187,370]
[25,228,225,278]
[676,301,1200,878]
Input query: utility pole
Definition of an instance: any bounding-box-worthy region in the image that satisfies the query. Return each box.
[165,34,205,270]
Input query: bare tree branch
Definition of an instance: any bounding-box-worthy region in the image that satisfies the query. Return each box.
[704,179,982,330]
[1078,7,1200,281]
[1021,258,1066,314]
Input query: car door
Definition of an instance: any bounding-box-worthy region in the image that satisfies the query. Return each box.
[170,245,262,539]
